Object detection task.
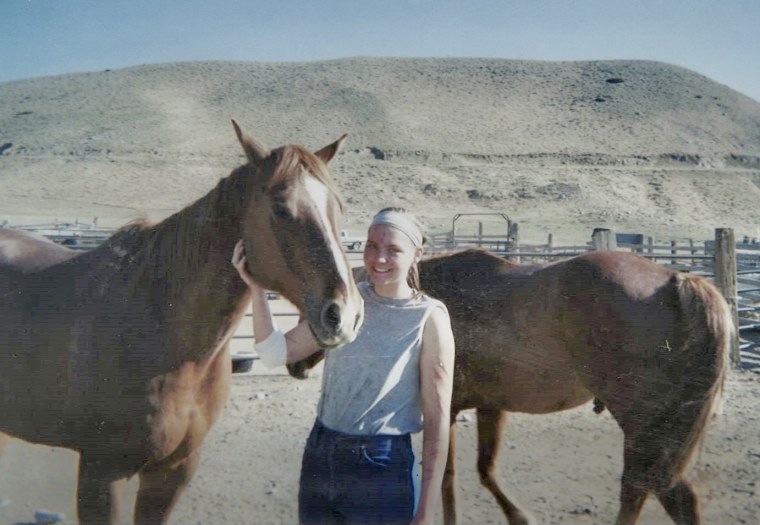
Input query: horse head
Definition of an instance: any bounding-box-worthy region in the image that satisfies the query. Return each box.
[232,119,363,350]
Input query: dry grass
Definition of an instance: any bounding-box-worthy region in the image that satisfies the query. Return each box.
[1,58,759,243]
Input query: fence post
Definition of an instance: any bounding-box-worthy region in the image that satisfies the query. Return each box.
[714,227,741,365]
[593,229,617,251]
[511,223,520,263]
[690,239,697,266]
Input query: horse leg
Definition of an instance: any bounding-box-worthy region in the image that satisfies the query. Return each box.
[134,449,201,525]
[77,455,118,525]
[442,415,458,525]
[615,482,649,525]
[655,478,701,525]
[476,408,534,525]
[110,477,128,525]
[614,402,706,525]
[614,438,650,525]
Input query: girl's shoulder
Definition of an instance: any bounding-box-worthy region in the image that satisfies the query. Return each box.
[418,291,447,311]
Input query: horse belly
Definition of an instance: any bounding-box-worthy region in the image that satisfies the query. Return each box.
[456,317,593,414]
[497,361,594,414]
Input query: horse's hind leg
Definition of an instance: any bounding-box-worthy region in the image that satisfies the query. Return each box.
[476,408,534,525]
[614,430,658,525]
[615,475,648,525]
[655,478,700,525]
[615,438,701,525]
[134,449,201,525]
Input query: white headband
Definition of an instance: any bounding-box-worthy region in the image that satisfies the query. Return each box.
[370,210,423,247]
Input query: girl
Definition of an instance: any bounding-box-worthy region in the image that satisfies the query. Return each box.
[232,207,455,525]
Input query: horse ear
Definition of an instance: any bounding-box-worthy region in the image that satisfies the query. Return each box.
[232,119,270,166]
[314,134,348,165]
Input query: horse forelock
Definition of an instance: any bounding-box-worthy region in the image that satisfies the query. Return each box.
[271,145,344,213]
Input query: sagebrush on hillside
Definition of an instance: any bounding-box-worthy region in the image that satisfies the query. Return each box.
[1,58,759,242]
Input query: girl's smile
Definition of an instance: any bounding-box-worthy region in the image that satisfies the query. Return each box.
[363,224,421,298]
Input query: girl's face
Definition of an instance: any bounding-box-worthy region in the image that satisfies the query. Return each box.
[363,224,421,297]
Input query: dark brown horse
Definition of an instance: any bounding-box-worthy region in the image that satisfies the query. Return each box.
[289,249,731,525]
[0,120,363,525]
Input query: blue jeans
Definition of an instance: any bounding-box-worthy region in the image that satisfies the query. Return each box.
[298,419,415,525]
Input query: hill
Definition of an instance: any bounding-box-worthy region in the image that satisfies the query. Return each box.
[2,57,759,242]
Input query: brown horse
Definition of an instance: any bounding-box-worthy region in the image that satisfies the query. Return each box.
[0,120,363,525]
[289,248,730,525]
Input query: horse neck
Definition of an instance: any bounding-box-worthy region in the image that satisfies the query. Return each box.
[143,170,251,315]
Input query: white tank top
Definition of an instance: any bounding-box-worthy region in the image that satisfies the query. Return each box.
[316,281,447,435]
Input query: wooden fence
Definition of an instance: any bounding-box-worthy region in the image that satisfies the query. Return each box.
[6,221,758,369]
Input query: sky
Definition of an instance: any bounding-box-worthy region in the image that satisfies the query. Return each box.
[1,0,759,102]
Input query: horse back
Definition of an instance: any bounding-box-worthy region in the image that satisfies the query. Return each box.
[552,251,688,356]
[0,229,78,273]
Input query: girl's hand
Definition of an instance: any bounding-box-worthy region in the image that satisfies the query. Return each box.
[231,239,262,290]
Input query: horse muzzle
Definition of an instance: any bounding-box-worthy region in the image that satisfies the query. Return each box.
[307,294,364,350]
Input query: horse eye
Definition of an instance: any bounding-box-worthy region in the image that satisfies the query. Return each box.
[272,202,292,220]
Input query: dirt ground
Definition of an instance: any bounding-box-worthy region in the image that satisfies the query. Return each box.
[0,366,758,525]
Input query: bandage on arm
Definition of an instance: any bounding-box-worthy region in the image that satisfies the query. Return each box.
[254,323,287,368]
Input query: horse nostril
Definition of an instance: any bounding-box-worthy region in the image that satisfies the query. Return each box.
[353,312,362,331]
[321,301,342,333]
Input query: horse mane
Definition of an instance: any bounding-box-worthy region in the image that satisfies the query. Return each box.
[85,166,253,295]
[79,145,342,299]
[95,145,343,291]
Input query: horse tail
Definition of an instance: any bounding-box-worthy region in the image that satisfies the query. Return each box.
[678,273,732,417]
[664,272,732,483]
